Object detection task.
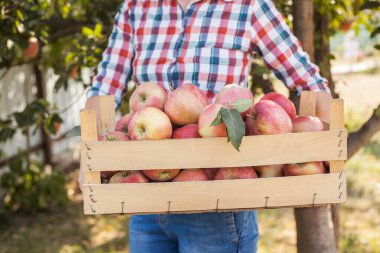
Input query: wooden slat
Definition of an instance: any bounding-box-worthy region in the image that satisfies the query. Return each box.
[316,92,333,123]
[82,172,347,215]
[80,110,98,142]
[84,95,116,134]
[329,99,345,173]
[81,130,347,172]
[299,91,317,116]
[80,110,101,184]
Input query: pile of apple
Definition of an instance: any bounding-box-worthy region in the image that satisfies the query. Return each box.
[99,82,327,184]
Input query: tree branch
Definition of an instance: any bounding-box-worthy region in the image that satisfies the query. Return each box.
[348,104,380,159]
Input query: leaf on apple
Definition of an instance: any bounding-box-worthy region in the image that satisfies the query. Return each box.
[231,98,253,113]
[210,109,223,126]
[220,108,245,151]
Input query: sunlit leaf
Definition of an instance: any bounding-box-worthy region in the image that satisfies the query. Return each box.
[232,98,253,113]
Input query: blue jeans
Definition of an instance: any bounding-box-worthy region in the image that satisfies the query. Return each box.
[129,211,259,253]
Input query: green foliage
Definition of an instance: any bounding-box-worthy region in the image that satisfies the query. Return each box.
[0,157,68,213]
[0,99,63,146]
[211,107,246,151]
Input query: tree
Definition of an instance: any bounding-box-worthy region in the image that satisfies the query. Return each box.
[292,1,337,252]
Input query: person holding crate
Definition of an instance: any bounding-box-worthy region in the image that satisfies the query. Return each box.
[83,0,332,252]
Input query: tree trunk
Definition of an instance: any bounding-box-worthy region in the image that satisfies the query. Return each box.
[294,207,336,253]
[292,1,337,252]
[293,0,315,59]
[314,10,338,98]
[314,10,341,251]
[34,64,53,165]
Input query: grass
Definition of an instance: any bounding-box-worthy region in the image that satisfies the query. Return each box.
[0,171,131,253]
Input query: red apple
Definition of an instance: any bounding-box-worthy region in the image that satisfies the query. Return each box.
[198,103,227,137]
[129,82,167,112]
[254,164,284,178]
[292,116,324,133]
[214,167,258,180]
[173,169,209,182]
[101,171,118,179]
[115,113,133,133]
[164,84,209,126]
[283,162,325,176]
[109,171,149,183]
[260,92,296,119]
[142,169,180,182]
[245,115,254,136]
[203,168,219,180]
[172,124,200,139]
[128,107,172,140]
[98,131,129,141]
[215,84,254,117]
[22,37,39,59]
[247,100,292,135]
[70,65,78,79]
[98,131,129,177]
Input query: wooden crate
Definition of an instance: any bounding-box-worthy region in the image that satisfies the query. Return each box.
[80,91,347,215]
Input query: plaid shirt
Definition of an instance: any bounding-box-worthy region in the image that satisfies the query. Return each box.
[87,0,329,108]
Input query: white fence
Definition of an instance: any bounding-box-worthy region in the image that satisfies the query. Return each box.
[0,64,87,170]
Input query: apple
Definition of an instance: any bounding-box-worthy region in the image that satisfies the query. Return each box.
[214,167,258,180]
[70,65,78,79]
[54,122,61,135]
[98,131,129,177]
[283,162,325,176]
[246,100,292,135]
[260,92,296,119]
[128,107,172,140]
[203,168,219,180]
[101,170,118,179]
[109,171,149,183]
[142,169,180,182]
[98,131,129,141]
[173,169,209,182]
[292,116,324,133]
[254,164,284,178]
[129,82,167,112]
[22,37,39,59]
[172,124,200,139]
[245,115,254,136]
[164,84,209,126]
[115,113,133,133]
[215,84,254,117]
[198,103,227,137]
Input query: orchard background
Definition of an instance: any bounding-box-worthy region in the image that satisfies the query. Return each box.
[0,0,379,252]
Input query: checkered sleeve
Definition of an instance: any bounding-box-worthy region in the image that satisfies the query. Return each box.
[250,0,330,93]
[86,0,134,109]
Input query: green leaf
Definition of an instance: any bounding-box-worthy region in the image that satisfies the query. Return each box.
[210,108,223,126]
[82,27,94,37]
[94,24,103,38]
[0,127,16,142]
[67,126,81,137]
[220,108,245,151]
[370,26,380,38]
[231,99,253,113]
[360,1,380,10]
[374,44,380,50]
